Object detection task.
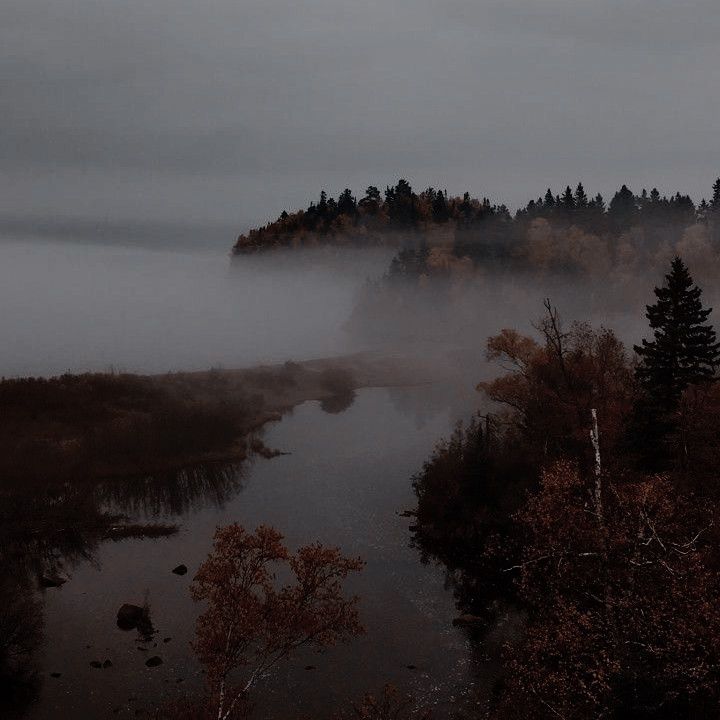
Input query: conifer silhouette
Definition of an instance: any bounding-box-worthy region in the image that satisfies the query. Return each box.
[635,257,719,409]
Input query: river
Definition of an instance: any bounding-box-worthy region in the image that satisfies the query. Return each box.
[25,387,481,718]
[0,234,680,718]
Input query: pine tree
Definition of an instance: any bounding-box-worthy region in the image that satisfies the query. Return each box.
[634,257,720,409]
[337,188,357,217]
[709,179,720,246]
[711,178,720,211]
[574,182,588,208]
[561,185,575,212]
[431,189,449,223]
[608,184,637,229]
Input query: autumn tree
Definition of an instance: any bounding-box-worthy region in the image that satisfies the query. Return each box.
[493,461,720,719]
[191,524,364,720]
[479,303,634,470]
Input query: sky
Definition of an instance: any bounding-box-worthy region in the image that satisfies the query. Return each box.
[2,0,720,240]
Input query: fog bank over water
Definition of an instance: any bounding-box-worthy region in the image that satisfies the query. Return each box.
[0,238,392,377]
[3,232,716,381]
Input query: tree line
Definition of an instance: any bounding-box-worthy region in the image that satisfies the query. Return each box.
[233,178,720,257]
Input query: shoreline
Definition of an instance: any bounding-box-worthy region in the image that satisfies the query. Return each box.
[1,352,434,487]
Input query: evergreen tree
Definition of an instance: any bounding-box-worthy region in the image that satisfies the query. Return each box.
[458,192,474,223]
[711,178,720,211]
[634,257,720,409]
[608,184,637,229]
[431,189,449,223]
[709,179,720,245]
[698,198,709,222]
[317,190,328,217]
[574,182,589,208]
[359,186,381,214]
[337,188,357,217]
[561,185,575,212]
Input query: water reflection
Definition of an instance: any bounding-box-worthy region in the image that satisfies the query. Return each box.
[0,456,250,719]
[96,461,247,518]
[319,388,357,414]
[0,577,44,719]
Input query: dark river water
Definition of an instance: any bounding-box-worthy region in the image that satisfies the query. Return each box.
[26,388,478,719]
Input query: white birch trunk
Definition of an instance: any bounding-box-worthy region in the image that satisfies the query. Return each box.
[590,408,603,523]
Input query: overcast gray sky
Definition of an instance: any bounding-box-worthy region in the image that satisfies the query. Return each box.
[2,0,719,238]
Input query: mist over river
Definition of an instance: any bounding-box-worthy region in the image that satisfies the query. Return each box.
[0,237,392,377]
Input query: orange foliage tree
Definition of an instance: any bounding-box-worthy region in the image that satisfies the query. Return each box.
[494,461,720,718]
[478,302,634,471]
[191,524,364,720]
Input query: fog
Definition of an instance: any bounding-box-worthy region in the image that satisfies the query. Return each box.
[2,231,702,384]
[0,238,392,377]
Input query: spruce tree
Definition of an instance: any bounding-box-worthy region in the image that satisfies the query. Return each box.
[431,189,449,223]
[634,257,720,409]
[574,182,588,208]
[711,178,720,211]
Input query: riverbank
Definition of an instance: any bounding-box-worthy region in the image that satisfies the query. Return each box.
[0,352,432,487]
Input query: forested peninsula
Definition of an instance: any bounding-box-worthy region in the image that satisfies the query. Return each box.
[233,178,720,278]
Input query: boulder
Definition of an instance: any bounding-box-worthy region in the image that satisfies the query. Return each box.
[145,656,163,668]
[117,603,145,630]
[171,564,188,576]
[39,574,67,588]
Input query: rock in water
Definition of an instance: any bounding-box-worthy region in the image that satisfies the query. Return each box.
[40,574,67,588]
[117,604,145,630]
[171,564,187,576]
[145,656,163,667]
